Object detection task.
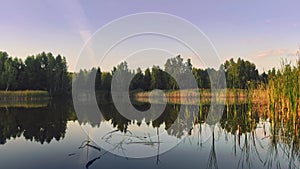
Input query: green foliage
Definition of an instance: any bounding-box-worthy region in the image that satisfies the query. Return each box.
[95,67,102,91]
[101,72,112,91]
[150,66,169,90]
[74,55,271,93]
[0,51,70,96]
[267,56,300,117]
[130,67,144,90]
[143,68,151,91]
[0,100,74,144]
[224,58,260,89]
[2,50,299,103]
[112,61,132,92]
[192,68,210,88]
[164,55,191,89]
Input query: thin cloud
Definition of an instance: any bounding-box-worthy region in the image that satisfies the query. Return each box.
[60,0,92,42]
[255,48,297,58]
[265,19,272,24]
[60,0,97,70]
[79,30,92,43]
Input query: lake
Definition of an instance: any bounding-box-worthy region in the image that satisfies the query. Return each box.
[0,99,299,169]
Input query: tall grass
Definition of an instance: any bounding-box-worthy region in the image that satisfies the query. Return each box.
[135,89,248,105]
[0,90,49,101]
[267,59,300,122]
[0,100,49,108]
[264,50,300,151]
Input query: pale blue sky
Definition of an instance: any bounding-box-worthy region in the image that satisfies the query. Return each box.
[0,0,299,72]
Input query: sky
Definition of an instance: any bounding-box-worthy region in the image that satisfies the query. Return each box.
[0,0,299,72]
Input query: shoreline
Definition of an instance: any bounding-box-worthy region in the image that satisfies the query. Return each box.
[0,90,50,102]
[134,89,251,105]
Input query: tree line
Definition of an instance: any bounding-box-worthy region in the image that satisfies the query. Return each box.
[74,55,267,93]
[1,51,272,96]
[0,51,70,96]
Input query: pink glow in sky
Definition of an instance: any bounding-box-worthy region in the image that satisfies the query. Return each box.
[0,0,299,72]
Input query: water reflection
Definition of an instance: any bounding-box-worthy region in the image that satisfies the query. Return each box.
[0,99,75,144]
[74,101,299,168]
[0,100,299,168]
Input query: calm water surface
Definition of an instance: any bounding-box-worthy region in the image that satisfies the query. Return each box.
[0,100,299,169]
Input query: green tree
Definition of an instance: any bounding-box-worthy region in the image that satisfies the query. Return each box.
[95,67,102,91]
[73,69,87,92]
[3,57,18,90]
[192,68,210,89]
[130,67,144,91]
[151,66,168,90]
[164,55,187,89]
[52,54,70,96]
[101,72,112,91]
[24,55,39,89]
[46,52,56,94]
[0,52,9,90]
[224,58,259,89]
[143,68,151,91]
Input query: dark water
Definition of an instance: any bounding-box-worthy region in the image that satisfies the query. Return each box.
[0,100,299,169]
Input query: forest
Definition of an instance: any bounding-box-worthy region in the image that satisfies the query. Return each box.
[0,50,298,98]
[0,51,70,96]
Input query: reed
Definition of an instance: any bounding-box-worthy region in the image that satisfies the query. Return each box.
[0,90,49,101]
[135,89,248,105]
[267,59,300,122]
[0,100,49,108]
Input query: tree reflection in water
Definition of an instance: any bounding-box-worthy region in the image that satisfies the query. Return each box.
[0,99,299,169]
[90,102,300,169]
[0,99,75,145]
